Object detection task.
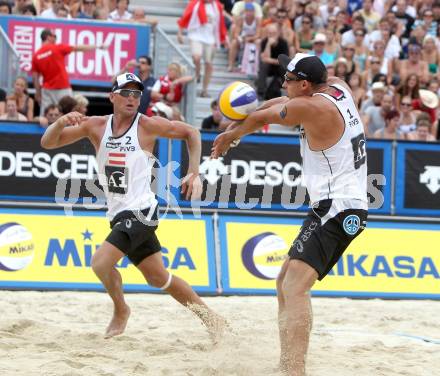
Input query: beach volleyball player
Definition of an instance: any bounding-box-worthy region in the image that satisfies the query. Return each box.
[41,73,224,339]
[211,54,368,375]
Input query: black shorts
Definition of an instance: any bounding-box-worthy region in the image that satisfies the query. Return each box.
[105,206,161,266]
[289,199,368,281]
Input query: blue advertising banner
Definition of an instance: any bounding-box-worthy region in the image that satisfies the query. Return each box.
[0,15,150,88]
[218,214,440,299]
[0,208,217,293]
[177,133,392,213]
[395,142,440,216]
[0,123,168,204]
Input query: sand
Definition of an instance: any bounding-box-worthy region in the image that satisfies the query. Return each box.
[0,291,439,376]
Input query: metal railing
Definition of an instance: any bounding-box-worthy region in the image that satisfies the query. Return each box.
[0,26,21,93]
[153,26,196,125]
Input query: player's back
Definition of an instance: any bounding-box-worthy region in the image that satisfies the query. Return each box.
[299,83,368,211]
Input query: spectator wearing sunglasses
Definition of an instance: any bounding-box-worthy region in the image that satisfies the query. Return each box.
[41,72,225,341]
[398,96,417,133]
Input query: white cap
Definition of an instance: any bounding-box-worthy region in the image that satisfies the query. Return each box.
[112,73,144,92]
[419,89,439,109]
[313,33,327,44]
[371,82,386,91]
[152,102,173,119]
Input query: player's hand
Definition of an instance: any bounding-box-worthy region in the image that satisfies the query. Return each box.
[211,131,238,159]
[60,112,88,127]
[181,173,202,200]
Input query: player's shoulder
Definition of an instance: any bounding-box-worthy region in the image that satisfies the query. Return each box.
[82,115,108,130]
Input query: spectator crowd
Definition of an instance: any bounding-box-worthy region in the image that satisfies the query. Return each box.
[0,0,439,142]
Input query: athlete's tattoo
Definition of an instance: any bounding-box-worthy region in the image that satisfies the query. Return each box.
[280,106,287,119]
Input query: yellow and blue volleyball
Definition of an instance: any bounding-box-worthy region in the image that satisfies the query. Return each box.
[218,81,258,121]
[0,222,34,271]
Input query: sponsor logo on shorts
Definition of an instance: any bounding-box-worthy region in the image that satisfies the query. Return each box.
[343,215,360,235]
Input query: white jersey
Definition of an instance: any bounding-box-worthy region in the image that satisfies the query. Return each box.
[97,113,157,221]
[300,83,368,211]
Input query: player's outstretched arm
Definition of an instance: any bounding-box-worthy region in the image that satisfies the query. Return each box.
[211,98,304,158]
[144,116,202,200]
[40,111,90,149]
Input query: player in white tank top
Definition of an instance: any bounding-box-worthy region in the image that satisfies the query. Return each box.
[41,73,225,341]
[211,53,368,375]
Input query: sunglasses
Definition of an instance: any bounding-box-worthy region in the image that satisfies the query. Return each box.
[84,0,95,4]
[113,89,142,98]
[302,21,311,24]
[344,47,355,51]
[401,102,412,106]
[284,73,303,82]
[371,60,380,64]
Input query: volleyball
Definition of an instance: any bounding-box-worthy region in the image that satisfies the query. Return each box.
[0,222,34,271]
[218,81,258,121]
[241,232,288,280]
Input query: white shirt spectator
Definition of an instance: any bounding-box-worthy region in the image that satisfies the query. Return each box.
[319,4,340,25]
[391,4,417,18]
[368,31,401,59]
[40,8,57,18]
[342,30,370,48]
[109,10,132,21]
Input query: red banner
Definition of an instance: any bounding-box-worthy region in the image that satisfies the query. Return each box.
[4,17,149,86]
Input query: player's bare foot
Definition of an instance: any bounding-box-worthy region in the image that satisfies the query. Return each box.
[104,305,131,338]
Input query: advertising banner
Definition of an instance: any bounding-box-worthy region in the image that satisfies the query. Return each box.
[0,124,167,204]
[395,142,440,216]
[177,133,391,213]
[219,215,440,298]
[0,209,216,293]
[0,15,150,87]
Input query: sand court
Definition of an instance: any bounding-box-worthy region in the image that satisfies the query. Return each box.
[0,291,439,375]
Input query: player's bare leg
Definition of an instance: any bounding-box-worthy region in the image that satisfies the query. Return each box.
[91,241,131,338]
[276,259,290,372]
[281,260,318,376]
[137,253,226,342]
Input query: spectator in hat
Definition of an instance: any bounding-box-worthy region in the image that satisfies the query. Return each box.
[227,2,261,72]
[361,81,386,112]
[231,0,263,21]
[407,113,437,141]
[412,89,439,126]
[363,93,394,136]
[32,28,107,116]
[309,33,334,66]
[151,102,174,120]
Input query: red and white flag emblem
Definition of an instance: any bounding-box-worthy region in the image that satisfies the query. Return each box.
[108,152,125,166]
